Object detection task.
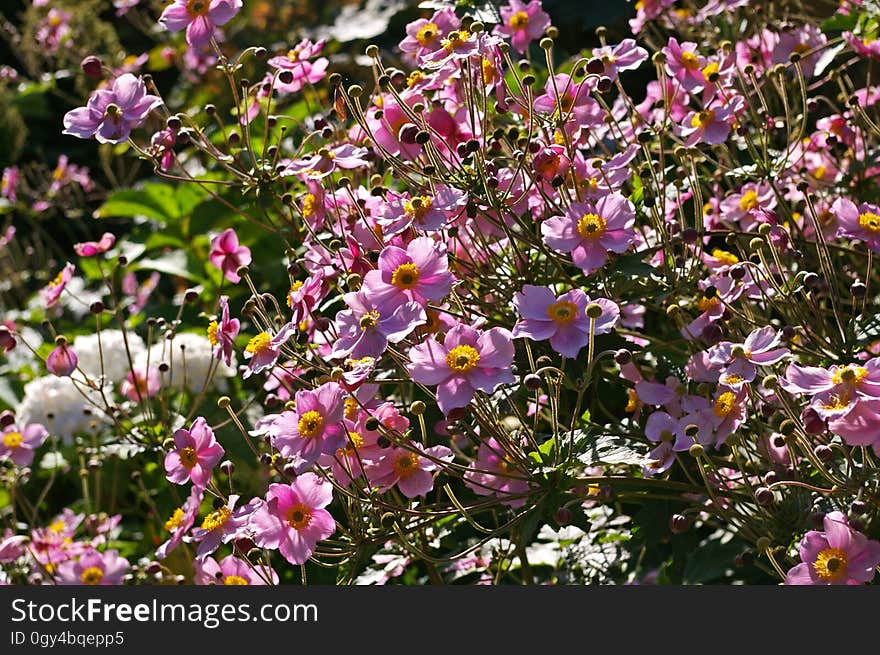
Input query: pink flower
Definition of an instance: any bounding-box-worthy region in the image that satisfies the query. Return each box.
[541,193,636,275]
[41,262,74,307]
[708,326,789,387]
[833,198,880,252]
[120,366,160,402]
[267,39,329,94]
[1,166,18,202]
[243,322,297,378]
[408,323,515,414]
[208,295,239,366]
[593,39,649,80]
[362,237,455,308]
[663,37,707,92]
[463,437,529,507]
[785,511,880,585]
[680,96,741,146]
[250,473,336,565]
[156,486,203,559]
[399,9,459,60]
[56,548,130,585]
[645,411,691,451]
[533,73,603,126]
[73,232,115,257]
[159,0,241,48]
[209,228,252,283]
[376,186,467,235]
[265,381,346,473]
[512,285,619,358]
[494,0,551,54]
[0,531,27,563]
[369,441,453,498]
[330,290,425,360]
[281,143,370,180]
[190,495,255,561]
[164,417,225,489]
[46,344,78,377]
[63,74,162,144]
[0,423,48,467]
[195,554,278,585]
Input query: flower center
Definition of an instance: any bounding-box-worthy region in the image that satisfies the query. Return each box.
[49,269,66,288]
[442,30,471,52]
[2,431,22,448]
[407,71,426,88]
[547,300,579,325]
[186,0,210,17]
[178,446,198,469]
[287,280,304,308]
[696,295,719,312]
[416,22,440,47]
[164,507,185,532]
[102,103,122,124]
[359,310,380,330]
[207,320,219,346]
[813,547,848,581]
[245,332,272,354]
[403,196,434,222]
[822,392,851,411]
[297,410,325,439]
[702,61,720,78]
[224,575,249,585]
[201,506,232,532]
[80,566,104,585]
[713,391,736,418]
[392,451,420,479]
[831,365,868,386]
[711,249,738,266]
[446,344,480,373]
[286,48,302,62]
[302,193,317,217]
[576,213,607,240]
[285,503,312,530]
[49,520,66,533]
[739,190,759,212]
[680,51,700,70]
[391,262,421,290]
[344,397,358,420]
[509,11,529,30]
[858,212,880,233]
[340,430,364,456]
[691,109,716,129]
[481,57,496,84]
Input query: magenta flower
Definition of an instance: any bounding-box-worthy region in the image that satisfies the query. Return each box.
[376,186,467,235]
[208,295,239,366]
[41,262,74,307]
[833,198,880,252]
[785,511,880,585]
[73,232,116,257]
[663,37,707,92]
[512,285,620,358]
[46,343,78,377]
[190,495,255,561]
[399,9,459,59]
[680,96,741,146]
[1,166,18,202]
[209,228,251,283]
[164,417,225,489]
[495,0,551,54]
[195,554,278,585]
[281,143,370,180]
[156,485,203,559]
[287,272,327,326]
[0,423,48,467]
[708,326,789,387]
[330,290,425,360]
[159,0,241,48]
[63,74,161,144]
[267,39,329,94]
[243,322,297,378]
[408,323,515,414]
[120,365,160,402]
[541,193,635,275]
[592,39,649,80]
[266,381,346,472]
[463,437,529,507]
[56,548,129,585]
[369,441,453,498]
[533,73,603,126]
[0,532,27,563]
[250,473,336,565]
[362,237,455,307]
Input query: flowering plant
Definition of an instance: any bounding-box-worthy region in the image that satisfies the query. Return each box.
[2,0,880,586]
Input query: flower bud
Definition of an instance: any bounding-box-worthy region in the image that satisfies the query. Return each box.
[81,55,103,79]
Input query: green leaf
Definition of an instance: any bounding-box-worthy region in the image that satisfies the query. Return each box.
[575,432,644,467]
[133,251,203,283]
[95,186,178,222]
[821,12,858,32]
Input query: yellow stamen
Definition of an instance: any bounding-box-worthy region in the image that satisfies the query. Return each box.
[2,431,22,448]
[285,503,312,530]
[80,566,104,585]
[245,332,272,354]
[739,190,759,212]
[858,212,880,233]
[713,391,736,418]
[207,321,219,346]
[164,508,185,532]
[224,575,249,585]
[391,262,421,290]
[178,446,198,469]
[576,213,607,240]
[416,22,440,47]
[509,11,529,30]
[446,344,480,373]
[201,506,232,532]
[392,451,420,479]
[813,547,848,582]
[546,300,579,325]
[297,410,324,439]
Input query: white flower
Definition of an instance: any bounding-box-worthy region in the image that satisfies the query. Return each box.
[138,331,235,393]
[72,329,146,384]
[17,376,107,443]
